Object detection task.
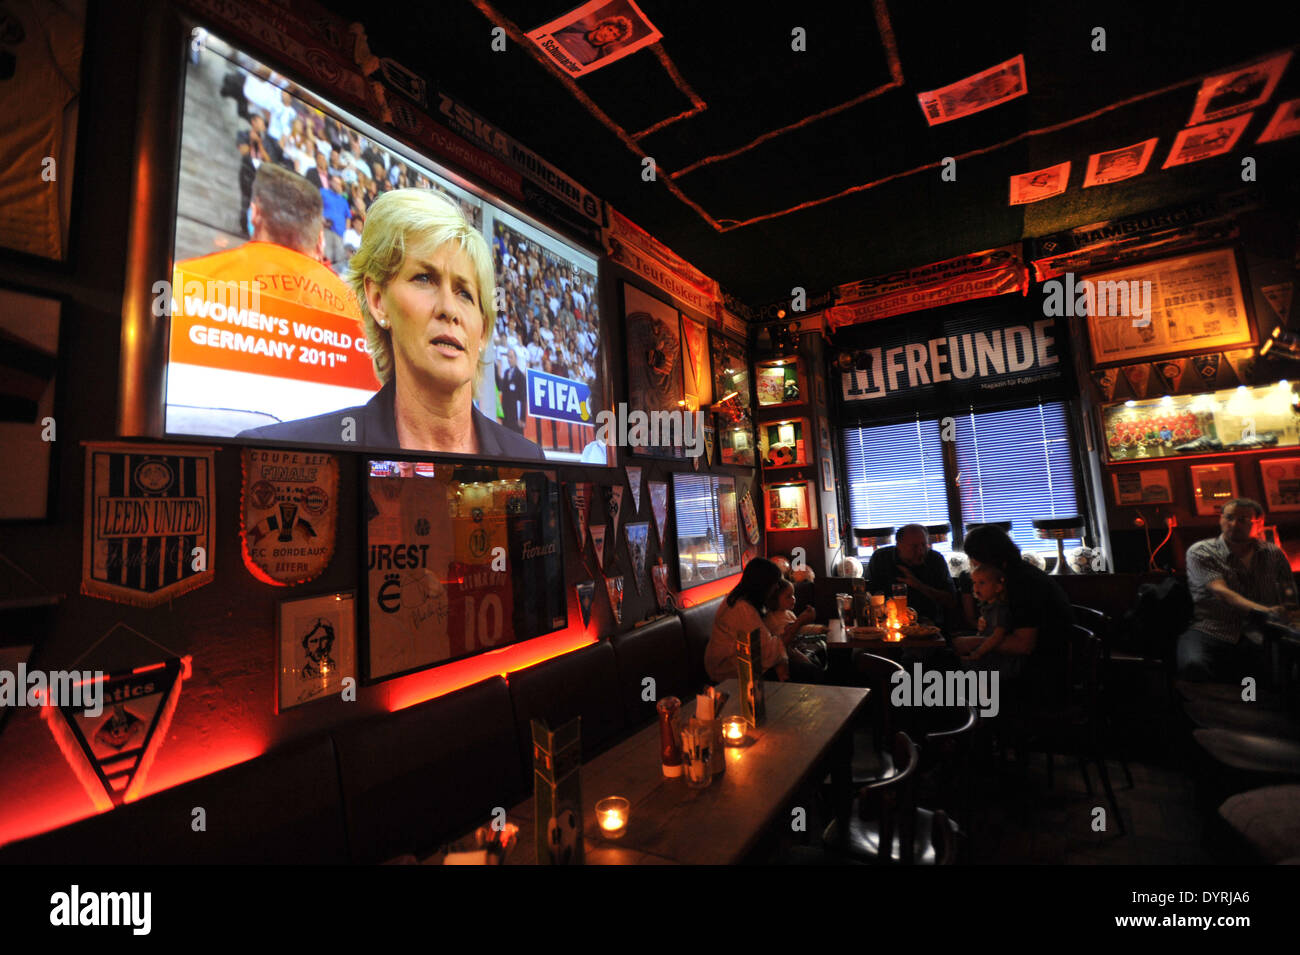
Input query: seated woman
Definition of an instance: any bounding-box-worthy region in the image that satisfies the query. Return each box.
[704,558,818,684]
[960,525,1074,700]
[239,189,545,460]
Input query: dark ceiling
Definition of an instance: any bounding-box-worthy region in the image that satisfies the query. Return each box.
[315,0,1300,308]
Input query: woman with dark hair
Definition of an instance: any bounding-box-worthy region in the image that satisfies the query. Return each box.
[961,525,1074,697]
[704,558,817,683]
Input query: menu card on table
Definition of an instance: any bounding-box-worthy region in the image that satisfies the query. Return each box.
[736,627,766,728]
[532,717,584,865]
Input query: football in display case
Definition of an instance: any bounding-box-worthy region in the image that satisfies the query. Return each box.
[759,418,810,469]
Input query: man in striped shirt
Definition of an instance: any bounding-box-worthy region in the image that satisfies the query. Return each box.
[1177,498,1296,682]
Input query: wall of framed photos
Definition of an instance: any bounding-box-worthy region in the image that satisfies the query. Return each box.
[1075,199,1300,572]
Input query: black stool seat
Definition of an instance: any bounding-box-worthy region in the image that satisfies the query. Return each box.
[1193,729,1300,777]
[1217,785,1300,864]
[823,809,957,865]
[1176,680,1287,709]
[1184,700,1300,740]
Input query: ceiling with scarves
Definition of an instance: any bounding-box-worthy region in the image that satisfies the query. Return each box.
[315,0,1300,308]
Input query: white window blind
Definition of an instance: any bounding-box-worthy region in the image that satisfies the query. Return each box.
[841,418,952,555]
[672,473,715,539]
[954,402,1081,554]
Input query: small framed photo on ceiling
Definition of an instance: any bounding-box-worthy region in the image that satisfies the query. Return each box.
[1189,463,1239,517]
[276,591,357,713]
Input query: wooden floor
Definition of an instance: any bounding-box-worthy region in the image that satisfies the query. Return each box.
[762,666,1224,865]
[962,753,1211,865]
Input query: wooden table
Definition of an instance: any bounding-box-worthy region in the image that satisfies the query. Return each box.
[442,679,869,865]
[826,619,948,650]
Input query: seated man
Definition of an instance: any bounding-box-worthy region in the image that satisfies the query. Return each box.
[867,524,957,628]
[1177,497,1295,682]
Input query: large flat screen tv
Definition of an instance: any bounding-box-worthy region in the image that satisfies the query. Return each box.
[157,30,608,464]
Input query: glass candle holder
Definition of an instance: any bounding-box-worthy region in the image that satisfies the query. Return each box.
[595,797,629,839]
[721,716,748,746]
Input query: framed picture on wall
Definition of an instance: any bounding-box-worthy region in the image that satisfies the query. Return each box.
[821,457,834,492]
[1259,457,1300,513]
[276,591,357,713]
[1085,248,1253,367]
[0,287,62,520]
[1111,468,1173,506]
[1189,462,1239,516]
[826,514,838,549]
[624,283,686,459]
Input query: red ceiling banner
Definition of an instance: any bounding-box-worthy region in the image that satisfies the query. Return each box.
[825,246,1027,329]
[604,208,722,319]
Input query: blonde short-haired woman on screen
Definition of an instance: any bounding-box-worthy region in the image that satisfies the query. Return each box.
[240,189,545,459]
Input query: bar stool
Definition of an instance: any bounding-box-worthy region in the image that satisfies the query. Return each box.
[1032,516,1085,574]
[963,520,1012,537]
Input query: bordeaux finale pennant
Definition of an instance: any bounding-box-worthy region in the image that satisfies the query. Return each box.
[241,448,339,585]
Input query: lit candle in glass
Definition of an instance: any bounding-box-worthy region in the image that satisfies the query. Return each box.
[595,796,629,839]
[722,716,747,745]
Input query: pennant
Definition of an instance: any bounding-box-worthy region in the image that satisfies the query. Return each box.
[604,484,624,537]
[1122,363,1152,399]
[649,482,670,549]
[1192,354,1222,387]
[1152,358,1188,394]
[1091,367,1119,402]
[589,524,607,572]
[575,580,597,627]
[626,523,650,594]
[82,443,215,607]
[568,481,594,548]
[241,449,338,586]
[604,575,624,625]
[1262,282,1294,325]
[42,649,192,810]
[740,492,761,545]
[651,560,671,611]
[703,426,715,468]
[1223,347,1256,385]
[625,467,642,515]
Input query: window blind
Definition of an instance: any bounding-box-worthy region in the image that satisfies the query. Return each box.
[954,401,1081,554]
[672,473,715,539]
[841,417,952,555]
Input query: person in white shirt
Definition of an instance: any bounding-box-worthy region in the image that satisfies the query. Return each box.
[267,89,298,145]
[243,68,283,119]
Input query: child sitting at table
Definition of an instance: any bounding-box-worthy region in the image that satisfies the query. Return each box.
[764,578,828,678]
[952,565,1023,678]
